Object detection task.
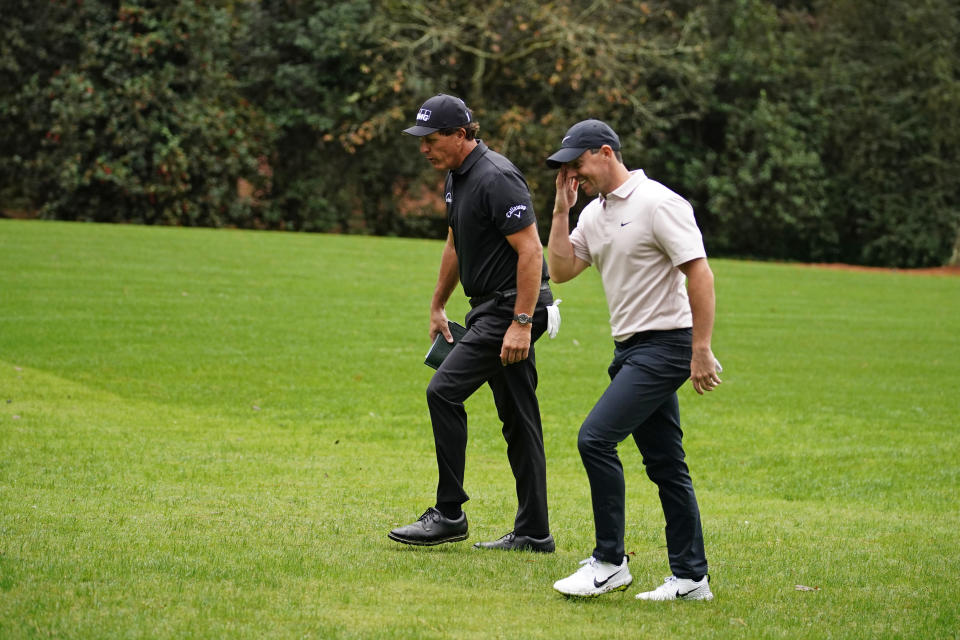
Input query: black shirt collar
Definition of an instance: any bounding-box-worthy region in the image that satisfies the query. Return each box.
[453,140,488,176]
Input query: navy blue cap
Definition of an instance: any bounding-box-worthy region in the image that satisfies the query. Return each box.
[546,119,621,168]
[403,94,473,136]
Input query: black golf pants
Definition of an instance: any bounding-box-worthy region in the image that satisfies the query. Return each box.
[426,296,550,537]
[578,328,708,578]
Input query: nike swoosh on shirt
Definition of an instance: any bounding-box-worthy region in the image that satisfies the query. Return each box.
[593,570,621,588]
[620,221,632,227]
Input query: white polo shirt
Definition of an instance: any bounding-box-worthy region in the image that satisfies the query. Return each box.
[569,170,706,341]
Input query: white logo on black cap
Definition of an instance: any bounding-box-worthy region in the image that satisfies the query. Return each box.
[417,108,432,122]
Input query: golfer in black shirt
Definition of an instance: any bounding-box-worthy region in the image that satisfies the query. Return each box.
[388,94,556,553]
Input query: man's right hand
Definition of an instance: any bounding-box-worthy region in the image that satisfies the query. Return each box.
[554,167,579,213]
[548,167,589,284]
[430,309,454,343]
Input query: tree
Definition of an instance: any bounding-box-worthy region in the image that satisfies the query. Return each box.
[666,0,835,261]
[346,0,711,240]
[239,0,389,233]
[11,1,271,226]
[3,0,957,267]
[0,0,86,211]
[814,0,960,267]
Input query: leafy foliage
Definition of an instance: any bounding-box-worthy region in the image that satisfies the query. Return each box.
[0,0,85,210]
[673,0,835,261]
[1,0,958,266]
[813,0,960,267]
[5,1,271,226]
[346,0,713,239]
[238,0,387,233]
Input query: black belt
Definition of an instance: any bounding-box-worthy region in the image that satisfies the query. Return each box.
[469,282,551,308]
[614,327,691,350]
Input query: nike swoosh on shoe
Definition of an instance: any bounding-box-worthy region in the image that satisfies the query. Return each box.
[593,570,621,589]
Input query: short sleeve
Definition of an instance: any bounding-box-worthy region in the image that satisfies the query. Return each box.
[485,171,536,236]
[653,195,706,266]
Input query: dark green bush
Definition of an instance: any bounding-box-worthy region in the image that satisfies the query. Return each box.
[5,1,271,227]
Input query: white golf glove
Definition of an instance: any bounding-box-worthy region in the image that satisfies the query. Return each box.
[546,299,562,339]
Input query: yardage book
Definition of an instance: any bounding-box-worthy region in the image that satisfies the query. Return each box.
[424,321,467,370]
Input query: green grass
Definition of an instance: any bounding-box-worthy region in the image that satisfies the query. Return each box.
[1,219,958,639]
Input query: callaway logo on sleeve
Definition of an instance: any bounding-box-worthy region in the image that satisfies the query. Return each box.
[506,204,527,219]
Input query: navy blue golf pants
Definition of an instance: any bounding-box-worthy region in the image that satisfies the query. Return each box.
[426,294,551,537]
[579,328,708,578]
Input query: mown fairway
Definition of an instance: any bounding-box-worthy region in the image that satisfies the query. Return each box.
[1,219,958,639]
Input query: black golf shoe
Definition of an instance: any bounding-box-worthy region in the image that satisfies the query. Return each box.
[473,531,555,553]
[388,507,468,546]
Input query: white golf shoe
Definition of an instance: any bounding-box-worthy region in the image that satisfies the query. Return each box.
[553,556,632,597]
[635,575,714,601]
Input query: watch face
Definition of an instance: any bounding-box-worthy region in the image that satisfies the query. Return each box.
[515,313,532,324]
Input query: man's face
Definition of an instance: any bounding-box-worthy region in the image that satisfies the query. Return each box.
[419,130,464,171]
[563,148,608,196]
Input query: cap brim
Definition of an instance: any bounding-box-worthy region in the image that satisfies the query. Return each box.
[403,125,439,136]
[545,147,588,168]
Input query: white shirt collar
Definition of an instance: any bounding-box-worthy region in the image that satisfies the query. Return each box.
[607,169,647,201]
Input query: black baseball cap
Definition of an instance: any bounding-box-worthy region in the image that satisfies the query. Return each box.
[402,94,473,136]
[546,119,621,168]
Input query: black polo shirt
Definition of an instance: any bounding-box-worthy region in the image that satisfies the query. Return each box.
[445,141,549,298]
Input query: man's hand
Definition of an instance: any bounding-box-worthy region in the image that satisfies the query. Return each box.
[548,169,589,284]
[689,347,722,395]
[555,167,579,212]
[678,258,720,395]
[500,322,532,365]
[430,308,453,344]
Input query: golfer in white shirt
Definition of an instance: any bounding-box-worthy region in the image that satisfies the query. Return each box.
[546,120,721,601]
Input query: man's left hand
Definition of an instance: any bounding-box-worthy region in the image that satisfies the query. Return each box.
[690,347,722,395]
[500,323,532,366]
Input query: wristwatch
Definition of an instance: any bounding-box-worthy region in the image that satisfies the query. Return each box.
[513,313,533,325]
